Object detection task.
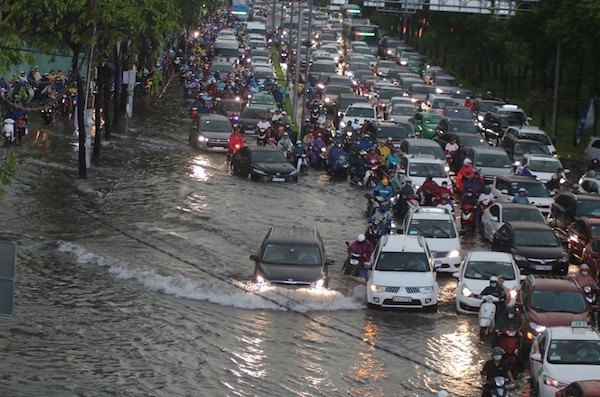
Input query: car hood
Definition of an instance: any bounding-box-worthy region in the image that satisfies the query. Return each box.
[460,279,520,295]
[425,237,460,252]
[511,246,566,259]
[389,115,412,124]
[254,162,296,174]
[371,270,435,287]
[527,309,589,328]
[257,262,324,284]
[199,130,231,139]
[477,166,512,177]
[530,171,554,183]
[546,364,599,385]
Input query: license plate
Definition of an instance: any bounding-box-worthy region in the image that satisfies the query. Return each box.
[393,296,412,302]
[535,265,552,271]
[272,177,285,182]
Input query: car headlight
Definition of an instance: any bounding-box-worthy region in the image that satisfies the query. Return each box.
[317,83,325,90]
[461,285,472,297]
[400,60,408,66]
[252,168,267,176]
[256,275,267,284]
[509,289,517,300]
[543,375,560,388]
[410,97,418,103]
[448,250,460,258]
[324,97,331,103]
[435,87,444,94]
[387,49,393,54]
[420,286,434,293]
[197,135,208,142]
[370,284,385,293]
[444,165,450,172]
[514,161,521,167]
[339,121,346,128]
[529,321,546,333]
[514,255,526,261]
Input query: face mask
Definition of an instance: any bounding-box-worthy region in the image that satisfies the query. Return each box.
[493,355,502,361]
[508,314,514,319]
[490,282,497,287]
[582,271,588,275]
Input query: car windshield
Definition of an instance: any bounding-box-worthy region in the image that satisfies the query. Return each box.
[522,133,552,145]
[422,114,443,125]
[447,121,479,133]
[510,182,550,197]
[339,97,368,109]
[464,260,516,280]
[311,63,337,73]
[478,102,503,112]
[407,162,447,178]
[251,95,275,105]
[215,47,239,57]
[325,86,351,96]
[198,119,232,132]
[530,290,588,314]
[411,85,436,95]
[252,150,288,163]
[474,153,512,168]
[445,109,473,119]
[253,70,275,80]
[576,199,600,217]
[262,243,322,266]
[409,145,444,159]
[241,108,267,119]
[378,126,411,139]
[503,208,545,223]
[514,142,550,156]
[432,99,455,109]
[546,339,600,365]
[391,106,416,116]
[529,159,562,173]
[498,116,524,129]
[346,107,375,117]
[406,219,457,238]
[378,61,397,69]
[379,89,405,100]
[374,252,430,272]
[514,230,560,247]
[220,102,243,111]
[460,135,488,147]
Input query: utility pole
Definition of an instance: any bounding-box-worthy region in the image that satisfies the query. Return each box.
[299,0,313,127]
[292,2,303,127]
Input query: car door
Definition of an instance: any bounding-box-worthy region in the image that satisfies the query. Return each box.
[569,220,587,258]
[484,204,502,241]
[530,332,547,388]
[492,224,510,251]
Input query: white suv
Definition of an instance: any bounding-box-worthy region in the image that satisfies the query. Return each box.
[399,154,451,193]
[339,102,379,130]
[402,207,462,272]
[367,234,439,310]
[504,125,556,156]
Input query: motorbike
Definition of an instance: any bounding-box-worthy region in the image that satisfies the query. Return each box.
[342,244,367,277]
[256,127,268,146]
[497,326,521,372]
[483,376,510,397]
[294,152,309,174]
[479,294,499,339]
[3,118,15,146]
[583,285,600,328]
[189,106,199,119]
[60,93,73,117]
[365,219,391,245]
[362,161,380,188]
[40,104,56,125]
[15,116,28,144]
[329,153,349,179]
[461,204,476,234]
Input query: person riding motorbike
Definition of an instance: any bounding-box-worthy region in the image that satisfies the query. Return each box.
[368,204,394,237]
[346,233,375,277]
[437,194,454,215]
[477,185,495,223]
[228,127,244,156]
[277,131,294,154]
[309,133,327,167]
[328,142,349,175]
[365,147,381,167]
[350,150,368,185]
[463,170,485,195]
[372,177,395,201]
[358,134,374,152]
[450,144,468,173]
[457,158,476,193]
[480,276,507,322]
[480,347,515,397]
[461,188,478,207]
[516,165,536,179]
[420,175,440,206]
[377,138,393,163]
[385,147,401,173]
[444,137,459,157]
[512,188,530,204]
[256,115,272,134]
[575,264,599,293]
[265,137,277,148]
[495,306,520,334]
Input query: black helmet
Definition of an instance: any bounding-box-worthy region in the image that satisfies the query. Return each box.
[492,347,505,356]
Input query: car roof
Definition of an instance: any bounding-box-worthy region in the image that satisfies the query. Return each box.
[402,138,440,147]
[408,206,453,220]
[405,154,444,164]
[525,154,559,161]
[471,147,508,155]
[526,275,581,291]
[545,326,600,340]
[467,251,513,262]
[497,202,542,211]
[266,225,322,244]
[346,102,375,109]
[379,234,427,252]
[200,114,231,122]
[496,175,545,183]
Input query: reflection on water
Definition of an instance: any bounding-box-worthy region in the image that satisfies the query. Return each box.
[348,319,387,397]
[188,157,212,182]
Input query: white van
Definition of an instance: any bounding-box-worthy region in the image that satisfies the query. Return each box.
[245,21,267,36]
[214,39,240,64]
[367,234,439,310]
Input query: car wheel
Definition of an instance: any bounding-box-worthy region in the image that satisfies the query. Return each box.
[250,172,259,181]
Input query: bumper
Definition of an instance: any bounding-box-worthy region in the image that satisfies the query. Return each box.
[252,173,297,182]
[433,256,462,272]
[515,259,567,274]
[456,296,482,314]
[367,290,437,309]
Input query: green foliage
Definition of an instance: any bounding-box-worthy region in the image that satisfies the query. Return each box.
[0,150,17,196]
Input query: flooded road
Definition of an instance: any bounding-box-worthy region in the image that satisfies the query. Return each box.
[0,82,559,396]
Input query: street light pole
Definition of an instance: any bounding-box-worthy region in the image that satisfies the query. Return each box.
[299,0,313,128]
[292,2,303,127]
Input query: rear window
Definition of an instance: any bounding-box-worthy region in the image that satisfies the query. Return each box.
[406,219,457,238]
[241,108,267,118]
[375,252,430,272]
[198,119,232,132]
[530,290,587,313]
[502,208,545,223]
[262,243,321,265]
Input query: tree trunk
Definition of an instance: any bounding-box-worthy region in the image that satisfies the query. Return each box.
[76,73,87,179]
[113,44,121,127]
[93,64,103,160]
[103,63,112,140]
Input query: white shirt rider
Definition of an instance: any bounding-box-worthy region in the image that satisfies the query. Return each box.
[256,119,271,130]
[272,112,283,124]
[445,141,459,154]
[478,192,495,205]
[437,201,454,214]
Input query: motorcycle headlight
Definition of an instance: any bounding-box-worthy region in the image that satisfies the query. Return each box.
[339,121,346,128]
[444,165,450,172]
[387,49,393,55]
[311,278,326,289]
[509,289,517,300]
[461,285,472,297]
[420,286,434,293]
[478,115,484,121]
[317,83,325,90]
[448,250,460,258]
[324,97,331,103]
[435,87,444,94]
[529,321,546,333]
[370,284,385,293]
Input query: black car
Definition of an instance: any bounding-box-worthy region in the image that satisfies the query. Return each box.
[550,192,600,242]
[480,111,525,144]
[436,117,480,135]
[491,221,569,275]
[472,99,505,121]
[500,136,550,163]
[374,121,415,146]
[231,146,298,182]
[249,225,334,288]
[238,106,270,134]
[434,131,489,150]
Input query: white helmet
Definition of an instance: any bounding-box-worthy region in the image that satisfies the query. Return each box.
[357,234,366,242]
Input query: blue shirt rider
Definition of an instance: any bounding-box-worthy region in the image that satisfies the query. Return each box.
[512,188,530,204]
[358,134,374,151]
[328,143,348,171]
[372,178,395,201]
[385,149,401,172]
[517,165,536,179]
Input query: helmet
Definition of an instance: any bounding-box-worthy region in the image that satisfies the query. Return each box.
[369,147,376,152]
[519,188,527,193]
[283,132,289,136]
[490,276,498,282]
[296,140,303,146]
[483,186,491,194]
[464,158,472,165]
[581,263,590,271]
[357,233,366,242]
[381,178,389,186]
[493,347,505,356]
[387,137,393,142]
[348,120,352,125]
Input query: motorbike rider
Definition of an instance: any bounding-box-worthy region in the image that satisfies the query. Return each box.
[365,147,382,167]
[477,185,495,223]
[309,133,327,167]
[228,127,244,155]
[342,120,355,136]
[271,108,283,126]
[575,264,599,293]
[358,133,374,152]
[480,276,507,321]
[265,137,277,148]
[368,204,394,234]
[512,188,530,204]
[350,150,368,185]
[461,188,478,206]
[444,136,459,157]
[377,137,394,163]
[450,144,468,173]
[516,165,536,179]
[494,307,521,353]
[372,177,395,202]
[328,142,349,174]
[421,175,440,206]
[277,131,294,153]
[480,347,515,397]
[437,194,454,215]
[280,111,292,126]
[385,148,401,173]
[457,158,476,193]
[347,233,375,272]
[256,115,272,134]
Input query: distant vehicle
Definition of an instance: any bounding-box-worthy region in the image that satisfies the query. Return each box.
[231,146,298,182]
[480,202,546,242]
[189,114,233,152]
[491,175,554,217]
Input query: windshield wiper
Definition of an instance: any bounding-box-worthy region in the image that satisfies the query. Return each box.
[412,226,434,238]
[432,224,451,238]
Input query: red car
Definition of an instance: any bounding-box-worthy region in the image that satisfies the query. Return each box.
[581,238,600,279]
[556,380,600,397]
[568,217,600,263]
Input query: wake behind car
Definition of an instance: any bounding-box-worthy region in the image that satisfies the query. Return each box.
[189,114,234,151]
[250,226,334,288]
[231,146,298,182]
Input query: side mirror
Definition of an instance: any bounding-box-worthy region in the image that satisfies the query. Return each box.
[364,261,372,269]
[399,169,406,175]
[434,263,442,271]
[249,254,258,261]
[326,259,335,266]
[564,168,570,174]
[340,112,345,118]
[449,171,456,177]
[501,189,508,194]
[530,353,542,362]
[452,271,460,278]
